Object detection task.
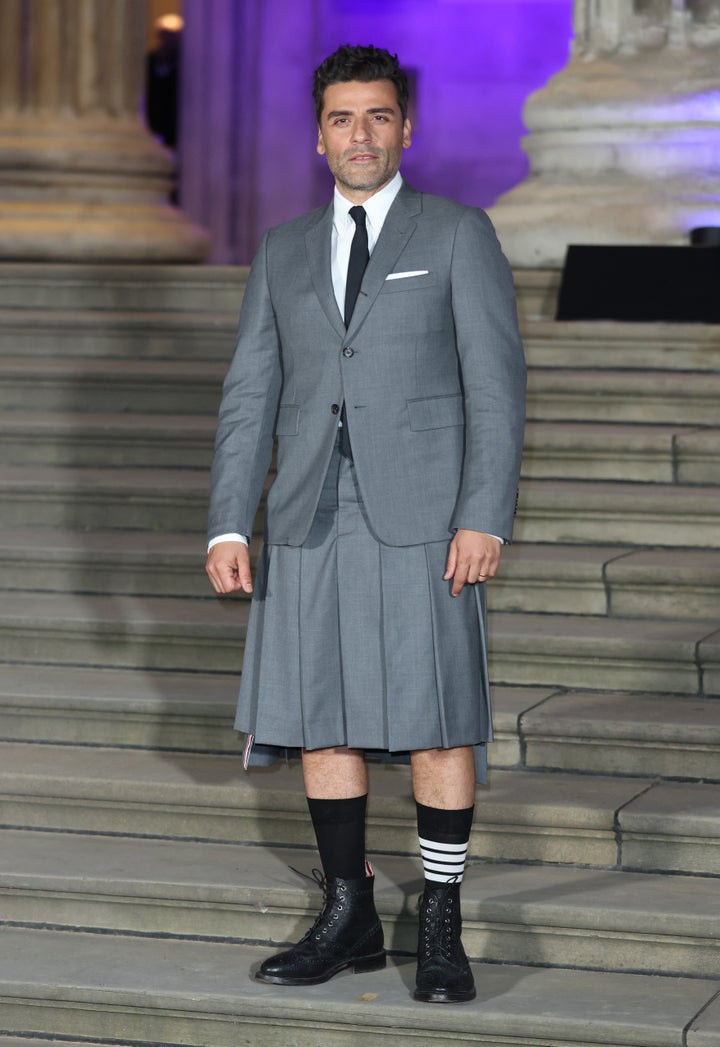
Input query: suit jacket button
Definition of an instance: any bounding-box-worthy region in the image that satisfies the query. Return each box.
[343,347,354,358]
[331,403,340,415]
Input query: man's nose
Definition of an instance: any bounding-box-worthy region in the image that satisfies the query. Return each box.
[350,119,372,142]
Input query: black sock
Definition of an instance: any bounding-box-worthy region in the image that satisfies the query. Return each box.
[306,794,368,880]
[416,801,474,884]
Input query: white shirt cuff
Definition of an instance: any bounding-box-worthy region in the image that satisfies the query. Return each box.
[208,533,249,552]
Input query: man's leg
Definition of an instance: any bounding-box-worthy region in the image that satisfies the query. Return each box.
[410,746,477,1004]
[256,746,385,986]
[302,746,369,881]
[411,745,475,809]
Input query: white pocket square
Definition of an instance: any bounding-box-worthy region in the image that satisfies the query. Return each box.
[385,270,429,281]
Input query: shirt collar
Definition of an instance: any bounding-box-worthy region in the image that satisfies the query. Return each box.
[332,171,403,236]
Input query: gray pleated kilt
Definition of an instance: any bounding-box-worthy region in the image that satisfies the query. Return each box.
[235,440,493,783]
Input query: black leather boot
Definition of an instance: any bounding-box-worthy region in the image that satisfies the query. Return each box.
[413,880,476,1003]
[256,871,385,986]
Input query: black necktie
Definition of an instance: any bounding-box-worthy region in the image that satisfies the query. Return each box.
[340,205,369,458]
[344,205,369,327]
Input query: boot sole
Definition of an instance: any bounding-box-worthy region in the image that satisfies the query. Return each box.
[256,951,386,986]
[413,987,477,1004]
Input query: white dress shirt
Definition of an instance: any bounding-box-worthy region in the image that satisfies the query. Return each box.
[330,171,403,314]
[208,171,501,550]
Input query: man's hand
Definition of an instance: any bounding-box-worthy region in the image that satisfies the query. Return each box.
[444,529,502,597]
[206,541,253,595]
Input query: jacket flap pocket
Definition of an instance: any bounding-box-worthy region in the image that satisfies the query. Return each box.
[408,394,463,431]
[274,404,300,435]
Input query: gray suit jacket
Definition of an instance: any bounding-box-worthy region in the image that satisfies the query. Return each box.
[208,181,526,548]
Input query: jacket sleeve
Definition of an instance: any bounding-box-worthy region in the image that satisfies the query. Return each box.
[207,231,283,543]
[448,208,526,541]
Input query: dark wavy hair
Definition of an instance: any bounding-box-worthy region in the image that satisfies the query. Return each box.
[313,45,409,124]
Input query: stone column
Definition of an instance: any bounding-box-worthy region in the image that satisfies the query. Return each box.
[0,0,208,261]
[489,0,720,268]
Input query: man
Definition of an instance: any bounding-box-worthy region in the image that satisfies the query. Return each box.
[206,45,525,1004]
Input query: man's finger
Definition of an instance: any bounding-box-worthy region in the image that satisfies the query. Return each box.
[443,542,458,582]
[451,560,469,597]
[236,554,253,593]
[208,562,239,594]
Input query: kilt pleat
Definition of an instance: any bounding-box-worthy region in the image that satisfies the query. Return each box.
[235,442,493,783]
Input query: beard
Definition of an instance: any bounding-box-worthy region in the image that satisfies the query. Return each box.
[329,148,399,194]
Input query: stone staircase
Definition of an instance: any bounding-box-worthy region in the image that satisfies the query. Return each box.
[0,263,718,1047]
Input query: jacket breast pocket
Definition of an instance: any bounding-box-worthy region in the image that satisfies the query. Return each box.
[407,394,464,431]
[274,404,300,436]
[382,271,437,293]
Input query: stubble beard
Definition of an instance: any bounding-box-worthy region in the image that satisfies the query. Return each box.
[331,149,398,195]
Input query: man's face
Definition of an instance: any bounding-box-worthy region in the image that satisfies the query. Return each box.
[317,79,411,202]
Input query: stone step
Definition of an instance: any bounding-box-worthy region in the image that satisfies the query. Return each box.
[494,544,720,619]
[522,423,720,484]
[0,357,226,415]
[1,468,719,547]
[0,411,217,469]
[1,590,717,694]
[1,831,718,979]
[0,664,246,755]
[522,319,720,372]
[0,308,237,361]
[1,743,719,873]
[3,412,718,486]
[513,267,561,321]
[1,926,718,1047]
[489,612,719,696]
[2,530,718,621]
[0,592,249,673]
[515,479,720,547]
[1,667,717,782]
[619,780,720,875]
[527,369,720,426]
[518,690,720,780]
[0,1041,137,1047]
[1,257,717,374]
[0,528,253,597]
[603,548,720,619]
[678,427,720,484]
[0,1041,135,1047]
[0,262,246,313]
[2,357,719,430]
[0,665,546,768]
[0,465,212,531]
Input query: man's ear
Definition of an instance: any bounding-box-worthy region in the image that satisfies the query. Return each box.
[317,127,326,156]
[402,119,412,149]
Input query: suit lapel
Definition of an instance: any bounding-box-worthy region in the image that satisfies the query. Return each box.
[305,204,346,339]
[346,182,422,339]
[305,182,423,341]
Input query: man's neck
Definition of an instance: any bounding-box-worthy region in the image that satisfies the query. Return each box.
[334,172,401,206]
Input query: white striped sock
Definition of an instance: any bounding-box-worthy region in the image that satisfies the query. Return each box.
[418,835,468,884]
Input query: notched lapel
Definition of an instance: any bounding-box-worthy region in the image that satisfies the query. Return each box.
[305,206,346,339]
[346,185,422,339]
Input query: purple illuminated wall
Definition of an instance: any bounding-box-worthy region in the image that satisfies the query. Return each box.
[312,0,574,209]
[180,0,574,262]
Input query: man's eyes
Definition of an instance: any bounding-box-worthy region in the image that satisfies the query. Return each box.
[331,115,390,126]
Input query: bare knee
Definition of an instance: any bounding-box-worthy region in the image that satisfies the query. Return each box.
[411,746,475,808]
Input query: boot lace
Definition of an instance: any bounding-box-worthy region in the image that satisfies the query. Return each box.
[420,880,460,962]
[290,867,347,941]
